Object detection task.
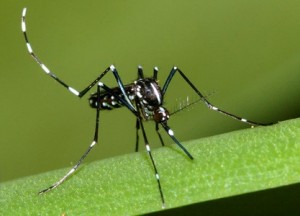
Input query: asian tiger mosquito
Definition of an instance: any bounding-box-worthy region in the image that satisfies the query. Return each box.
[21,8,273,208]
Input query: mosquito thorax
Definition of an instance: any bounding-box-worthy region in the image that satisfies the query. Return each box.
[134,78,162,107]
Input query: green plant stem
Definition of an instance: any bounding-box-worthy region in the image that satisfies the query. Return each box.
[1,118,299,215]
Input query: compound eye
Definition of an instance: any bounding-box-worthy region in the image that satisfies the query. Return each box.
[153,107,170,123]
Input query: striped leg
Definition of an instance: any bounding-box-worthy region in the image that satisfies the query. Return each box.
[38,140,98,194]
[21,8,134,111]
[160,122,194,160]
[138,116,166,208]
[162,66,273,126]
[38,82,102,194]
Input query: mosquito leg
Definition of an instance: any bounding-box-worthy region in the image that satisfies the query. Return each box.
[38,82,102,194]
[138,116,166,208]
[21,8,135,112]
[160,122,193,160]
[162,66,273,126]
[135,119,140,152]
[138,65,144,79]
[153,66,158,80]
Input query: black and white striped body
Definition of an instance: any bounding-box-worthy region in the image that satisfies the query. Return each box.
[89,85,132,110]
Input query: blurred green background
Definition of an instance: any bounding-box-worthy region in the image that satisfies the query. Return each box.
[1,0,299,184]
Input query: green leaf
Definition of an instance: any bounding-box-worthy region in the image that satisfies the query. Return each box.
[1,118,299,215]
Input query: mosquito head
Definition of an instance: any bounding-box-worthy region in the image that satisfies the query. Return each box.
[153,106,170,123]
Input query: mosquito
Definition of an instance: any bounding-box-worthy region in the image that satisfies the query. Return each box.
[21,8,272,208]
